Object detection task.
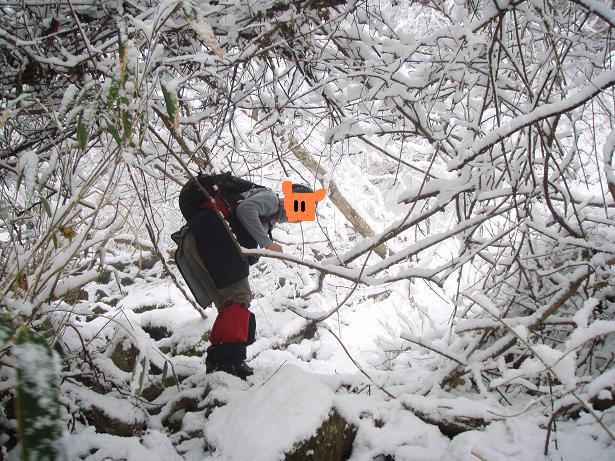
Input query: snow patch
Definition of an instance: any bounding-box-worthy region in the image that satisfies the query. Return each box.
[204,365,334,460]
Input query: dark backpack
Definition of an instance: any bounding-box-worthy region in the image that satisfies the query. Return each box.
[179,171,267,222]
[178,171,278,249]
[172,172,274,308]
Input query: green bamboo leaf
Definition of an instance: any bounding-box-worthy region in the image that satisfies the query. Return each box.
[161,360,168,387]
[137,356,147,398]
[170,361,180,392]
[160,81,178,129]
[77,103,98,151]
[40,197,52,218]
[77,112,89,151]
[121,109,132,140]
[0,313,15,348]
[106,80,120,108]
[130,356,137,381]
[15,326,66,461]
[138,114,147,145]
[106,123,122,146]
[15,170,23,194]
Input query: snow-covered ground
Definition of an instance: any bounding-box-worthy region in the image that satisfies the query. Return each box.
[46,259,613,461]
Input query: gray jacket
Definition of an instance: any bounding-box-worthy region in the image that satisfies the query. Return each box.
[235,188,287,248]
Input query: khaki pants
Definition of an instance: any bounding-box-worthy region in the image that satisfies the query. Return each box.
[183,231,253,312]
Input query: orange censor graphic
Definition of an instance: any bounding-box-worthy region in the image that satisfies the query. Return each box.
[282,181,326,222]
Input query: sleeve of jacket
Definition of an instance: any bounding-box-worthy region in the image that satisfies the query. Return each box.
[235,190,278,248]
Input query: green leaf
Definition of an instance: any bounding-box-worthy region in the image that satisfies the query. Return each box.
[161,82,178,129]
[161,360,168,387]
[106,123,122,146]
[15,169,23,194]
[138,114,147,145]
[77,112,89,151]
[107,80,120,108]
[131,355,148,399]
[0,313,15,348]
[170,361,180,392]
[40,197,52,218]
[15,326,66,461]
[137,356,147,398]
[121,109,132,140]
[77,103,98,151]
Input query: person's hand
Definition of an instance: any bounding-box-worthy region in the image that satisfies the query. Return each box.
[266,242,283,252]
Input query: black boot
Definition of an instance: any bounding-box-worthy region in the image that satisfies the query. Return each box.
[206,343,253,380]
[210,361,254,380]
